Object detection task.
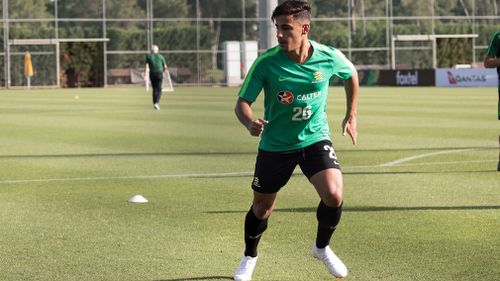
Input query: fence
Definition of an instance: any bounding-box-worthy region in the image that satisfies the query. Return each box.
[1,0,499,88]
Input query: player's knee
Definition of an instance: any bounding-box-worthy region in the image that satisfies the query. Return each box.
[252,202,274,220]
[321,192,343,208]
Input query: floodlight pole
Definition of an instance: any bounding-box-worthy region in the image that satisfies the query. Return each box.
[390,37,395,70]
[3,0,10,88]
[54,0,58,39]
[196,0,201,86]
[54,0,60,87]
[146,0,153,48]
[347,0,352,59]
[471,0,476,64]
[242,0,246,42]
[56,42,60,87]
[432,38,437,69]
[102,0,108,87]
[385,0,390,68]
[388,0,394,70]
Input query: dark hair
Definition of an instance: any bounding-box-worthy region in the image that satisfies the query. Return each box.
[271,0,311,22]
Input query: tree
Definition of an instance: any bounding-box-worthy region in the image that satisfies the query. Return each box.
[56,0,103,19]
[186,0,246,70]
[137,0,190,18]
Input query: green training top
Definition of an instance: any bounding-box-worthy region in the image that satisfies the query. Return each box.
[145,53,166,74]
[238,40,355,152]
[486,31,500,119]
[486,31,500,77]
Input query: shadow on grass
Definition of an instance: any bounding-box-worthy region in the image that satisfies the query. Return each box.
[339,146,497,153]
[0,151,255,159]
[207,205,500,214]
[0,145,496,159]
[344,170,498,175]
[155,277,233,281]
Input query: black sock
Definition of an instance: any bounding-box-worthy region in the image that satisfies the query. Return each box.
[244,207,268,257]
[315,201,343,248]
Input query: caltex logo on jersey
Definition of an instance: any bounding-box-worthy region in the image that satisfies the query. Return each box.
[277,91,294,104]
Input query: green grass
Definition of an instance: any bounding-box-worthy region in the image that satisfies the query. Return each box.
[0,86,499,281]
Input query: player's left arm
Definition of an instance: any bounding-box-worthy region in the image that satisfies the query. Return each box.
[342,71,359,145]
[235,98,268,137]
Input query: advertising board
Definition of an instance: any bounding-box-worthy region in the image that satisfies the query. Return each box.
[436,68,498,87]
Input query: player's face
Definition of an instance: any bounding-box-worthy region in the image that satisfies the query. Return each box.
[274,15,310,52]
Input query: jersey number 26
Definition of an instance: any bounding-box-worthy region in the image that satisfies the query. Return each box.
[292,105,312,121]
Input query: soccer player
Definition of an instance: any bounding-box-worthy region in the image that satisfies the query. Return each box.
[144,44,168,110]
[233,1,359,280]
[483,31,500,171]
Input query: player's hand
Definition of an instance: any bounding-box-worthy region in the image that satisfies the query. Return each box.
[248,118,268,137]
[342,115,357,145]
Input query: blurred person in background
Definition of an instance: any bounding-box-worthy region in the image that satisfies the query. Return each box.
[145,44,167,110]
[483,31,500,171]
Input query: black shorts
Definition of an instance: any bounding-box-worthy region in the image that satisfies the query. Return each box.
[251,140,341,194]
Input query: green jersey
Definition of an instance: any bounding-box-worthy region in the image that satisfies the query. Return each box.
[238,40,355,152]
[486,31,500,119]
[486,31,500,77]
[145,53,166,74]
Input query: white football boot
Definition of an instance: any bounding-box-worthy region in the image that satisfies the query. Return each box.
[312,244,348,278]
[234,255,258,281]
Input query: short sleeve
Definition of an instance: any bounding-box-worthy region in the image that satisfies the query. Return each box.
[486,33,500,57]
[330,48,356,81]
[238,60,266,102]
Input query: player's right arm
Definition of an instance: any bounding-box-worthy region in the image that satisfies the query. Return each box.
[484,33,500,68]
[235,98,268,137]
[484,55,500,68]
[235,52,269,137]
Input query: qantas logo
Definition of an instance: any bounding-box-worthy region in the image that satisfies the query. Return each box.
[277,91,294,104]
[447,71,486,84]
[447,71,457,84]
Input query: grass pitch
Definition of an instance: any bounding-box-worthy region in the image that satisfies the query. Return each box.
[0,86,499,281]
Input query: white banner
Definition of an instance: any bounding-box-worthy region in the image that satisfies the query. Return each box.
[436,68,498,87]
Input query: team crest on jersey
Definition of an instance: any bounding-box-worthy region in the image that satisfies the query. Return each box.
[277,91,294,104]
[312,71,326,83]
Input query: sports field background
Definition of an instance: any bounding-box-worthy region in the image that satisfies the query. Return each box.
[0,86,499,281]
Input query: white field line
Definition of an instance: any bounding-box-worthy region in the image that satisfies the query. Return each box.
[0,172,253,184]
[378,148,477,167]
[0,158,496,185]
[349,159,497,169]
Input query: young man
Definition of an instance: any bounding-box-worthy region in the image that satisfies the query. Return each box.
[233,1,359,280]
[144,44,167,110]
[483,31,500,171]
